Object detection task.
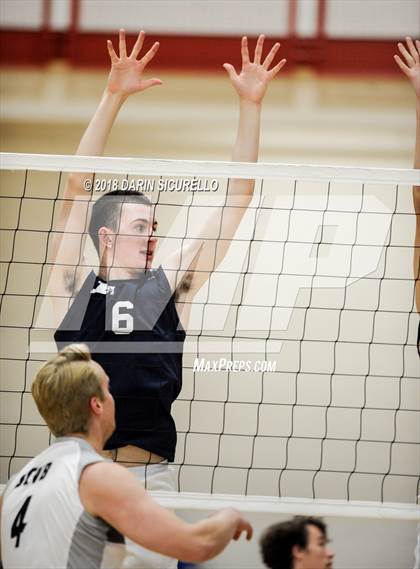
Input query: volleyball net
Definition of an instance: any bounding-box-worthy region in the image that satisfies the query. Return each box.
[0,152,419,520]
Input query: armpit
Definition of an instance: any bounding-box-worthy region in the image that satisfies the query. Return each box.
[63,269,80,295]
[175,271,194,302]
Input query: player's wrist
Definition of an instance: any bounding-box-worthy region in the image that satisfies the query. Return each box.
[239,98,262,111]
[221,507,241,525]
[239,96,262,108]
[103,87,129,104]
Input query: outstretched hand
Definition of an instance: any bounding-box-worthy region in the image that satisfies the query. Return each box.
[106,29,162,97]
[394,37,420,99]
[223,35,286,104]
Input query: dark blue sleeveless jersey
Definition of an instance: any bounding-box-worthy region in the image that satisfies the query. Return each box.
[54,267,185,461]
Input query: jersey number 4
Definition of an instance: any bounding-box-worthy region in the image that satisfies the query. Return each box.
[112,301,134,334]
[11,495,32,547]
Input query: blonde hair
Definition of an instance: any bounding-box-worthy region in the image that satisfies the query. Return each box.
[32,344,105,437]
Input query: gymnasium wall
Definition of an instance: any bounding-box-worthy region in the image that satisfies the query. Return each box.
[1,0,419,72]
[0,3,419,568]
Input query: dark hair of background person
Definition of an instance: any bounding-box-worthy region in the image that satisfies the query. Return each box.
[259,516,327,569]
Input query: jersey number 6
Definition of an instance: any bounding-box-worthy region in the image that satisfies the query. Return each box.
[112,301,134,334]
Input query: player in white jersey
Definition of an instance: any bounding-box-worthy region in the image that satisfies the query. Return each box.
[2,437,126,569]
[0,344,252,568]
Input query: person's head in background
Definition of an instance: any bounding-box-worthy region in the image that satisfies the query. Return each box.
[260,516,334,569]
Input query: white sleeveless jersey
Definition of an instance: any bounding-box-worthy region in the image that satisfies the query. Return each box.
[1,437,125,569]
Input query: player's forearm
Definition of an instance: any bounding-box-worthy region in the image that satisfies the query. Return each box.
[414,99,420,209]
[75,89,126,157]
[413,99,420,217]
[228,100,261,203]
[413,98,420,313]
[414,99,420,170]
[232,100,262,163]
[66,89,126,194]
[187,508,242,561]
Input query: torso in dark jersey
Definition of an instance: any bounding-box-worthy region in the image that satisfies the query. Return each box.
[54,267,186,461]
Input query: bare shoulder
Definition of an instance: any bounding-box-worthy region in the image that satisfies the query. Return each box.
[161,239,204,296]
[79,460,143,516]
[80,460,145,496]
[80,460,131,489]
[50,265,90,299]
[79,461,147,528]
[43,264,91,328]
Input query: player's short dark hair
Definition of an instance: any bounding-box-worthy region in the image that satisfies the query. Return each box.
[259,516,327,569]
[88,190,152,253]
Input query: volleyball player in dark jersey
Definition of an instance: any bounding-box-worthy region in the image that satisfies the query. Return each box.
[50,29,286,567]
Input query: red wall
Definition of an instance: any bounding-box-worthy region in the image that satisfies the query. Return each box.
[0,0,407,75]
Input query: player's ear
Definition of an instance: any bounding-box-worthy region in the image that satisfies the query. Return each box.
[98,227,114,248]
[292,544,304,561]
[90,396,103,416]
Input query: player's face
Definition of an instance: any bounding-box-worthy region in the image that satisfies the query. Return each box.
[112,203,157,273]
[297,525,334,569]
[96,365,116,438]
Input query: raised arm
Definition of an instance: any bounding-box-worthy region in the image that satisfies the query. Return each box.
[223,35,285,187]
[80,461,252,562]
[167,36,286,318]
[394,37,420,312]
[48,30,161,311]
